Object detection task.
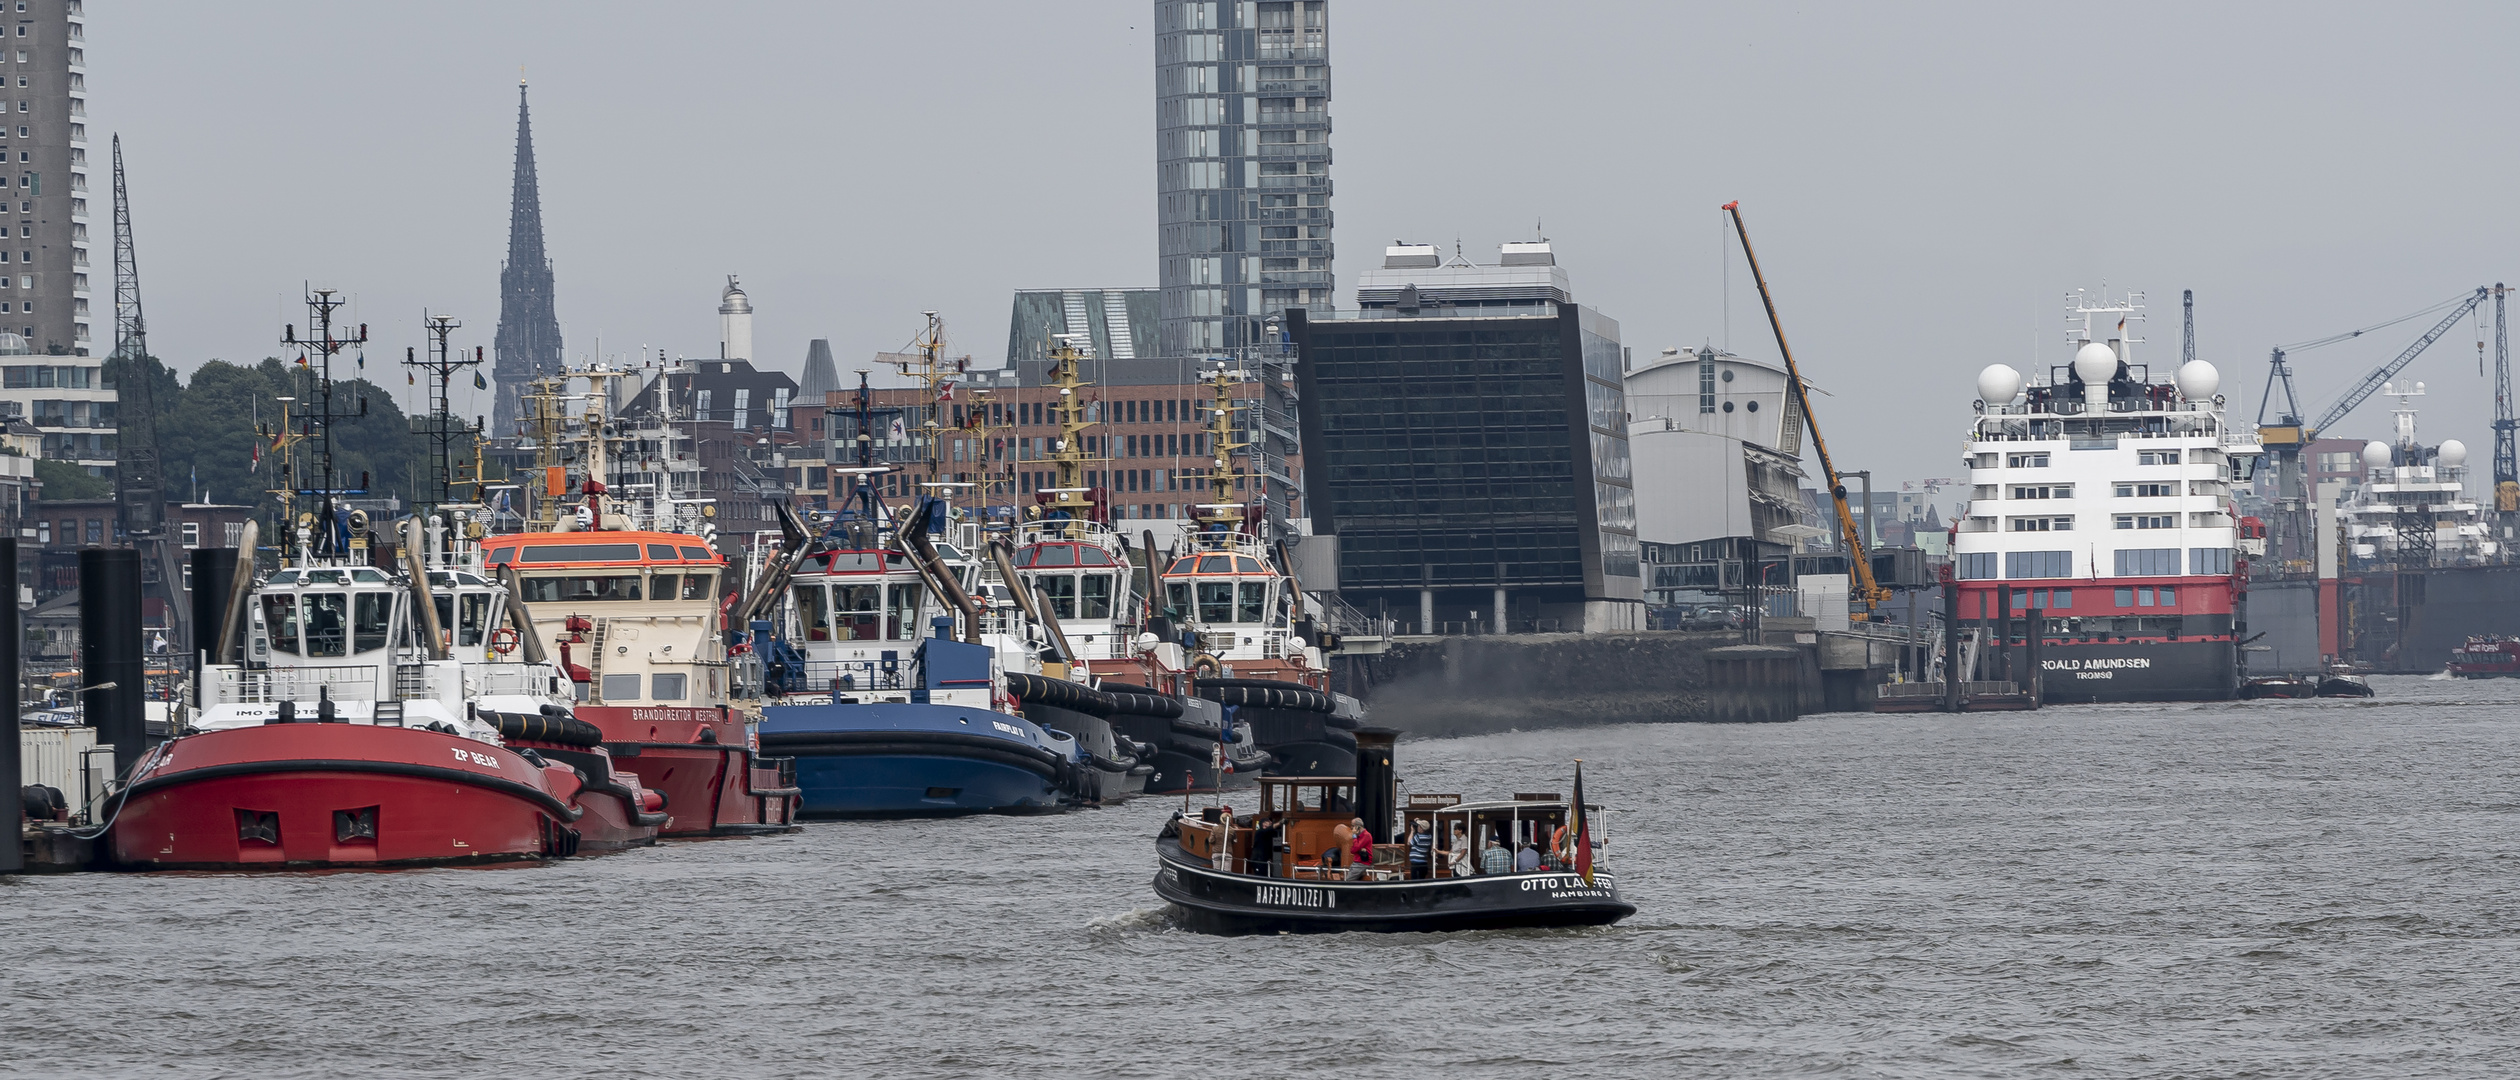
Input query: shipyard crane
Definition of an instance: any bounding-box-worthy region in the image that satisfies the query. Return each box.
[2493,285,2517,513]
[108,134,189,654]
[1722,202,1889,612]
[2256,286,2494,568]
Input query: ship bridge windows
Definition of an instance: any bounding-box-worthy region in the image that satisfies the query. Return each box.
[2010,484,2071,500]
[432,592,492,648]
[2114,549,2182,576]
[2006,452,2050,469]
[521,575,644,603]
[261,594,301,656]
[2115,482,2175,498]
[2003,551,2073,578]
[1196,581,1234,623]
[796,581,923,641]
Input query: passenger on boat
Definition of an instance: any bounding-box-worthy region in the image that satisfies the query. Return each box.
[1404,819,1432,880]
[1480,834,1513,875]
[1514,843,1541,873]
[1328,821,1352,872]
[1343,818,1374,881]
[1253,813,1285,877]
[1446,824,1472,877]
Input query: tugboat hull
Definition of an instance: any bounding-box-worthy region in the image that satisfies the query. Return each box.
[108,724,581,871]
[760,701,1084,817]
[576,705,800,837]
[1154,842,1632,935]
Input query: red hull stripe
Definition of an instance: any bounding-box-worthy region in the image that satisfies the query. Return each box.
[123,758,582,820]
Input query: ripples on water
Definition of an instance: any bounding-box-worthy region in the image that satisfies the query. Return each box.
[6,676,2520,1078]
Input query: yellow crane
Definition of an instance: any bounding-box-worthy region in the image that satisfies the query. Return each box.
[1723,201,1889,612]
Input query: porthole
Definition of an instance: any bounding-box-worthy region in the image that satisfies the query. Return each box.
[1746,399,1760,412]
[1721,369,1735,382]
[1722,401,1735,413]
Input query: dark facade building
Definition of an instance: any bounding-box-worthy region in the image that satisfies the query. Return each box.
[491,83,562,436]
[1292,242,1639,634]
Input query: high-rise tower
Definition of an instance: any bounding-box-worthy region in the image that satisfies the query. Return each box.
[492,81,562,434]
[1153,0,1334,358]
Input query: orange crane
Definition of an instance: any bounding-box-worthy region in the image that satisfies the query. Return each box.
[1723,201,1889,612]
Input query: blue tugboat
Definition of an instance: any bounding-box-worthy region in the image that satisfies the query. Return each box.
[760,633,1088,817]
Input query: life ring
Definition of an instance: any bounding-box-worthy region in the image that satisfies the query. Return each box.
[1191,653,1224,680]
[489,626,521,656]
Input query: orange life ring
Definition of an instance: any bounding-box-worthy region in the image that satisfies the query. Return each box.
[489,626,521,656]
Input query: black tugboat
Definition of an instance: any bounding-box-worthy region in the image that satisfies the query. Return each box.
[1152,730,1634,935]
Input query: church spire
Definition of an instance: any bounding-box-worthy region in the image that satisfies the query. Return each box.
[492,81,563,434]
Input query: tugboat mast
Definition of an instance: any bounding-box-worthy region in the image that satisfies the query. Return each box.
[1041,334,1105,536]
[1194,362,1248,532]
[402,312,485,511]
[278,289,369,558]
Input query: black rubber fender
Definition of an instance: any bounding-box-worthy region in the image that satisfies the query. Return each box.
[1004,671,1119,717]
[1192,678,1333,713]
[489,710,606,748]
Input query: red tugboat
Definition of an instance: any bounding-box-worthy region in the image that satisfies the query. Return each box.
[479,367,799,837]
[110,298,659,869]
[2446,636,2520,678]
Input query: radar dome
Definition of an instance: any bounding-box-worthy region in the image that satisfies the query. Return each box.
[2072,341,2118,385]
[2362,440,2393,469]
[1976,364,2023,405]
[2439,439,2469,467]
[2175,359,2220,401]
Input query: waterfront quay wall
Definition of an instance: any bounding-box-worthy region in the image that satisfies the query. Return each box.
[1339,630,1829,736]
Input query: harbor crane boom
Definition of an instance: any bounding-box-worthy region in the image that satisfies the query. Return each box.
[2303,285,2488,440]
[1722,201,1889,612]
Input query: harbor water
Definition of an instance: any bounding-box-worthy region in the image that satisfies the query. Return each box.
[6,674,2519,1077]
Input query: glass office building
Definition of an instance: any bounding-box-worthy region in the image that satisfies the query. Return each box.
[1291,243,1639,633]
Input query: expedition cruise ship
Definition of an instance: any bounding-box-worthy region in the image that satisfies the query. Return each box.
[1951,291,2260,702]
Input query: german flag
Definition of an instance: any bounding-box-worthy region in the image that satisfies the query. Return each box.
[1569,760,1594,886]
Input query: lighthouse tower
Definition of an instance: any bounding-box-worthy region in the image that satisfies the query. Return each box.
[718,276,754,362]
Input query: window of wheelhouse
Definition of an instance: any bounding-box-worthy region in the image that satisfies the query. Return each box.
[1165,581,1191,616]
[433,594,491,647]
[1196,581,1234,623]
[353,593,391,653]
[1038,574,1078,620]
[793,583,830,640]
[261,594,301,655]
[681,573,714,600]
[1079,573,1113,619]
[1236,581,1266,623]
[885,583,925,640]
[303,593,349,657]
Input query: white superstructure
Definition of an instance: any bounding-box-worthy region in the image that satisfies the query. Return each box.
[1954,291,2261,583]
[2338,383,2501,567]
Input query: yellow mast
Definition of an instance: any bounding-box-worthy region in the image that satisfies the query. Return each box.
[1041,336,1103,536]
[523,372,568,529]
[1194,363,1248,530]
[886,311,970,490]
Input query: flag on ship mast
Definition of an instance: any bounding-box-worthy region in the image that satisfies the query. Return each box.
[1569,759,1594,886]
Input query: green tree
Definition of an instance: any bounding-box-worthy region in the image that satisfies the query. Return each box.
[33,458,109,500]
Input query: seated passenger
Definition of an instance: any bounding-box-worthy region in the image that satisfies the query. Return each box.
[1480,835,1513,876]
[1514,842,1541,873]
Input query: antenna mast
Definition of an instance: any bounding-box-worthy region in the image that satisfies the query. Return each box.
[2182,289,2195,367]
[403,313,483,507]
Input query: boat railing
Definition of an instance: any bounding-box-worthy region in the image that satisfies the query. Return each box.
[464,661,561,698]
[791,658,916,695]
[211,664,389,704]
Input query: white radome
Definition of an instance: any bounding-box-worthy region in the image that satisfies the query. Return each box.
[1976,364,2023,405]
[2439,439,2468,467]
[2073,341,2118,385]
[2175,359,2220,401]
[2363,440,2393,469]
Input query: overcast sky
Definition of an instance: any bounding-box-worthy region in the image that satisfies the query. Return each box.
[92,1,2520,492]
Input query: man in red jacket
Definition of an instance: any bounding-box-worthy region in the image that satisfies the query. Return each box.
[1342,817,1374,880]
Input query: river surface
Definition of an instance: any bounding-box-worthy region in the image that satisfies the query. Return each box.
[6,675,2519,1078]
